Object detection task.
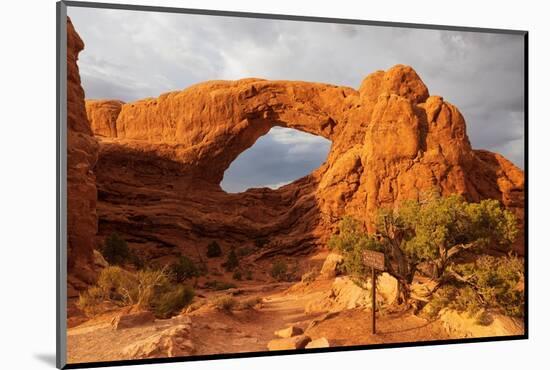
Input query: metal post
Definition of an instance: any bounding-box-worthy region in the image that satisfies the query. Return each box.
[371,266,376,335]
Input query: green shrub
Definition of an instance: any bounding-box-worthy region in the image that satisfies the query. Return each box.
[129,253,145,270]
[452,255,524,317]
[271,260,288,281]
[151,285,194,319]
[206,241,222,258]
[232,270,242,281]
[223,248,239,272]
[204,280,236,291]
[101,232,130,265]
[254,238,269,249]
[328,217,382,283]
[212,295,237,311]
[236,246,255,257]
[169,255,199,283]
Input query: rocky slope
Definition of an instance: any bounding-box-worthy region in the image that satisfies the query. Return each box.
[64,21,524,271]
[66,17,99,289]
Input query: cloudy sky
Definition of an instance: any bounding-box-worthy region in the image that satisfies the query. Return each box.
[68,7,525,193]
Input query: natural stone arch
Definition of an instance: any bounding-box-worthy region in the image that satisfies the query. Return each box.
[86,65,525,258]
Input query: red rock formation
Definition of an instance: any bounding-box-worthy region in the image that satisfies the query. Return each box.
[85,99,124,137]
[67,17,99,288]
[83,64,523,260]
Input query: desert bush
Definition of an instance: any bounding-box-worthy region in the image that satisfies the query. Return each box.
[101,232,130,265]
[206,241,222,258]
[96,266,139,305]
[238,296,262,310]
[223,248,239,272]
[134,269,171,309]
[212,295,237,311]
[232,269,242,281]
[78,265,196,318]
[328,217,382,283]
[237,246,255,257]
[451,255,524,317]
[270,260,288,281]
[129,253,146,270]
[77,286,106,316]
[151,285,195,319]
[204,280,237,291]
[330,194,518,303]
[169,255,199,283]
[423,255,524,319]
[254,238,269,249]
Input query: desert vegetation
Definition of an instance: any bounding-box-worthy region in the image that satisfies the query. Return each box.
[329,193,523,319]
[78,265,195,318]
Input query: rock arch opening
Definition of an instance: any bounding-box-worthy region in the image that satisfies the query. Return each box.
[220,126,331,193]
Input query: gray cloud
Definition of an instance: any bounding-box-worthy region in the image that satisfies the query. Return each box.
[220,128,331,193]
[68,7,525,191]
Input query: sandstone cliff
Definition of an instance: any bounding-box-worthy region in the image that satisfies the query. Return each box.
[84,66,524,261]
[67,17,99,288]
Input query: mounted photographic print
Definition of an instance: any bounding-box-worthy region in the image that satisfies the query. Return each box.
[56,1,528,368]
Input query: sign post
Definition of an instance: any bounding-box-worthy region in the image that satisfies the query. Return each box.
[362,250,385,335]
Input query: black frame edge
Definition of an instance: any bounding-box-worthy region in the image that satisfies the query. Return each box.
[63,0,527,35]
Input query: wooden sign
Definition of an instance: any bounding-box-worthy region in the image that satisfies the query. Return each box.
[362,250,385,271]
[362,250,385,335]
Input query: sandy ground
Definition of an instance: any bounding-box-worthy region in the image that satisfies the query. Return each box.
[66,278,452,364]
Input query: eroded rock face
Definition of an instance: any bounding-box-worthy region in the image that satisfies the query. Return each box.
[66,17,99,285]
[85,99,124,137]
[69,21,523,262]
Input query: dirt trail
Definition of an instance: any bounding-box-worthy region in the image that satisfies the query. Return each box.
[188,282,329,355]
[67,280,451,364]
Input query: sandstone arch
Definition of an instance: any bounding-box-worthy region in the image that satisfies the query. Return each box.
[70,20,523,273]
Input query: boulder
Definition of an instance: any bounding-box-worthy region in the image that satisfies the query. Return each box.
[111,311,155,330]
[305,274,398,313]
[93,249,108,269]
[122,324,194,359]
[305,337,332,349]
[319,253,344,279]
[274,326,303,338]
[267,335,312,351]
[439,309,524,338]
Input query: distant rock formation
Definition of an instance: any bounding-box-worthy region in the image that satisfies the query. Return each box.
[67,20,524,278]
[66,17,99,288]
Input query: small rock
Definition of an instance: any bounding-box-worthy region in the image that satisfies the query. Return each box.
[305,337,332,348]
[267,335,311,351]
[111,311,155,330]
[274,326,303,338]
